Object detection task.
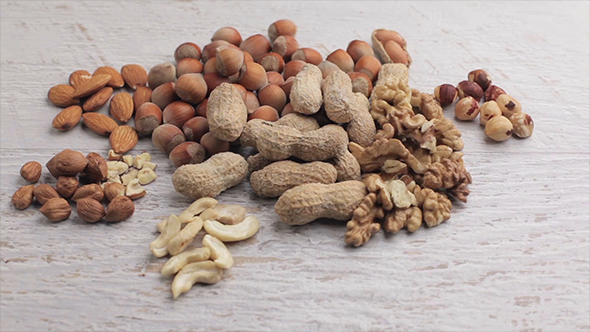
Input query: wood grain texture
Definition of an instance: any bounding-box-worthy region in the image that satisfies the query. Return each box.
[1,1,589,331]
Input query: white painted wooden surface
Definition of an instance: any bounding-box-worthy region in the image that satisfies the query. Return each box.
[1,1,589,331]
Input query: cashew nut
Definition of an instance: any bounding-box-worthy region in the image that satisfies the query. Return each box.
[150,214,181,258]
[138,168,157,185]
[161,247,211,278]
[171,261,223,299]
[202,234,233,269]
[199,208,219,222]
[214,204,246,225]
[167,217,203,256]
[178,197,218,224]
[203,215,259,242]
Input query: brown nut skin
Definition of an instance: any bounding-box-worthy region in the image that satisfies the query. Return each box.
[216,46,245,76]
[479,101,502,125]
[12,185,35,210]
[135,102,163,135]
[132,86,152,111]
[347,40,375,63]
[152,124,186,155]
[69,70,92,89]
[174,42,202,62]
[182,116,209,142]
[484,85,506,102]
[258,84,286,111]
[280,103,294,117]
[20,161,42,183]
[279,77,295,97]
[93,66,125,88]
[104,182,125,201]
[272,35,299,60]
[196,99,208,117]
[121,64,148,90]
[434,84,459,107]
[212,27,242,46]
[82,87,113,112]
[348,72,373,98]
[259,52,285,73]
[249,106,280,122]
[374,29,407,47]
[176,58,204,78]
[202,40,230,63]
[76,198,105,223]
[266,71,285,85]
[283,60,306,80]
[174,73,207,105]
[151,82,180,110]
[203,58,218,75]
[204,72,232,94]
[33,184,60,205]
[468,69,492,91]
[496,94,522,118]
[243,91,260,114]
[169,141,207,167]
[163,101,196,128]
[84,152,108,181]
[39,198,71,222]
[53,105,83,131]
[457,80,484,101]
[200,132,230,156]
[455,97,480,121]
[72,183,104,202]
[291,48,323,66]
[485,115,514,142]
[268,19,297,42]
[239,34,271,62]
[56,176,79,198]
[48,84,79,107]
[46,149,89,178]
[148,63,176,89]
[354,55,381,81]
[105,196,135,222]
[384,40,409,65]
[326,49,354,73]
[238,62,268,91]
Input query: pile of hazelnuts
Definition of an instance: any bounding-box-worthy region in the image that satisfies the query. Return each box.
[434,69,534,142]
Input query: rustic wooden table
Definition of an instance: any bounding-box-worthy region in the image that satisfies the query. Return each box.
[1,1,589,331]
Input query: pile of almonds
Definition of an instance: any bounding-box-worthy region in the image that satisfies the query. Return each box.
[11,149,157,223]
[433,69,534,141]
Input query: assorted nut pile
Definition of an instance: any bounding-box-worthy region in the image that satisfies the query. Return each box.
[433,69,534,141]
[11,150,157,223]
[149,198,259,299]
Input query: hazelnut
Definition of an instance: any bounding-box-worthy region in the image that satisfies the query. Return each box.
[326,49,354,73]
[485,116,513,142]
[509,112,534,138]
[279,77,295,98]
[239,34,271,62]
[152,124,186,155]
[290,48,322,65]
[203,72,231,93]
[354,55,381,81]
[242,51,254,63]
[348,72,373,97]
[434,84,458,107]
[20,161,42,183]
[347,40,375,63]
[479,101,502,125]
[384,41,409,65]
[283,60,306,80]
[174,73,207,104]
[317,61,339,79]
[232,83,248,100]
[56,176,79,198]
[135,102,163,135]
[211,27,242,46]
[76,198,105,223]
[33,184,60,205]
[105,196,135,222]
[176,58,204,78]
[267,71,285,85]
[495,94,522,118]
[268,19,297,42]
[39,198,71,222]
[163,101,195,128]
[455,97,480,121]
[169,142,206,167]
[151,82,180,110]
[133,86,152,111]
[174,42,202,62]
[200,132,230,156]
[243,91,260,114]
[203,58,218,75]
[84,152,108,182]
[238,62,268,91]
[72,183,104,202]
[196,99,208,117]
[259,52,285,73]
[272,35,299,60]
[201,40,230,63]
[249,106,280,122]
[216,45,245,76]
[457,80,484,101]
[468,69,492,91]
[147,63,176,89]
[104,182,125,201]
[484,85,506,102]
[182,116,209,142]
[258,83,287,111]
[280,103,294,117]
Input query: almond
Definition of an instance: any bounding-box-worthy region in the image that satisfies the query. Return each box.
[56,176,79,198]
[72,183,104,202]
[12,185,35,210]
[121,64,148,90]
[84,152,108,181]
[110,92,134,123]
[105,196,135,222]
[73,74,111,99]
[82,113,119,135]
[52,105,82,131]
[33,184,60,205]
[20,161,42,183]
[39,198,71,222]
[69,70,92,89]
[93,66,125,88]
[82,87,113,112]
[109,125,138,154]
[46,149,88,178]
[76,198,105,223]
[104,182,125,201]
[133,86,152,111]
[48,84,80,107]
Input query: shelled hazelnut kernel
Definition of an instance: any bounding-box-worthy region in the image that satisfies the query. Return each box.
[509,112,534,138]
[479,101,502,125]
[434,84,458,107]
[496,94,522,118]
[468,69,492,91]
[455,97,480,121]
[485,116,513,142]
